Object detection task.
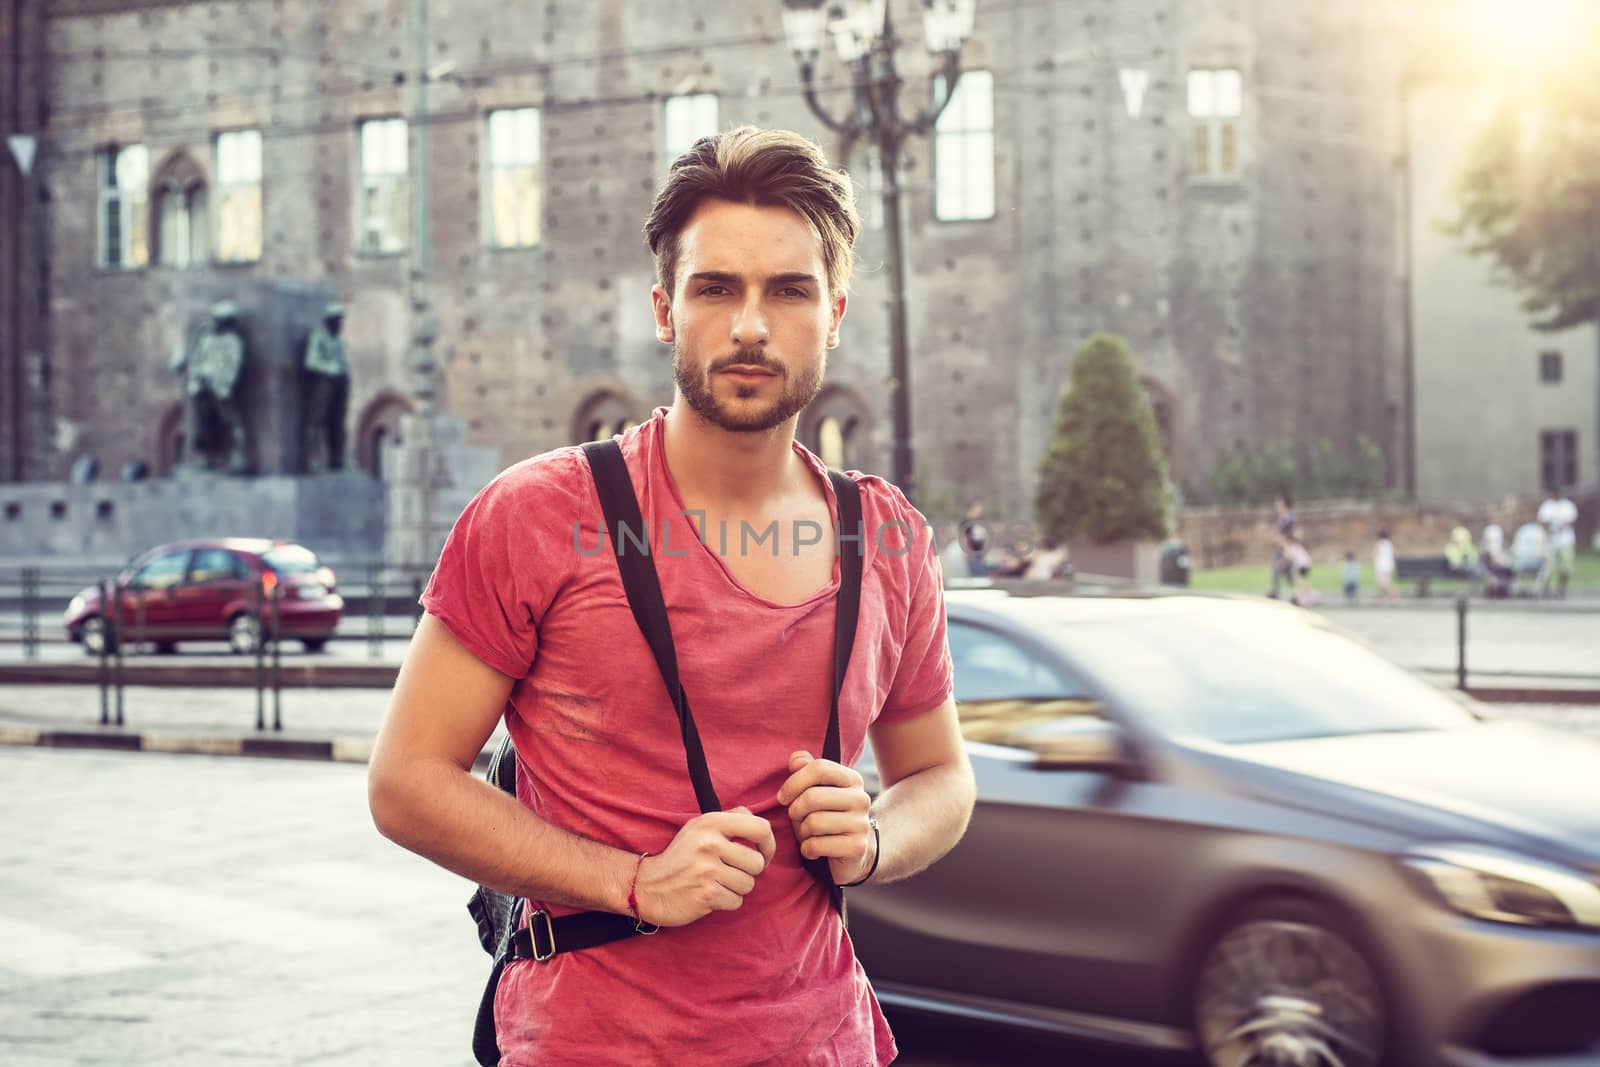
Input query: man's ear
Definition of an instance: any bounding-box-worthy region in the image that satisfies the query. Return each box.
[826,291,848,349]
[651,284,674,343]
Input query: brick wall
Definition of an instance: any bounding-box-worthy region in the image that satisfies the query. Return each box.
[1179,492,1599,569]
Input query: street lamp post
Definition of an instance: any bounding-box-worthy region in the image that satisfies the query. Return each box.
[780,0,976,505]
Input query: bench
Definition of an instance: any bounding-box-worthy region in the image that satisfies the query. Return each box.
[1395,555,1470,597]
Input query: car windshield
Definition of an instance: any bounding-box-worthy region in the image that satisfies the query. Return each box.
[1057,607,1478,744]
[260,545,320,574]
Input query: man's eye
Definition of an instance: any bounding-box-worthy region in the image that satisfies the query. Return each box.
[779,287,807,298]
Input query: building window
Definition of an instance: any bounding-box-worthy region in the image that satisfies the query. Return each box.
[151,151,208,268]
[215,129,263,263]
[1539,350,1563,384]
[1188,67,1243,180]
[663,93,718,169]
[933,69,995,222]
[358,117,409,254]
[97,144,150,269]
[1539,429,1578,490]
[487,108,541,248]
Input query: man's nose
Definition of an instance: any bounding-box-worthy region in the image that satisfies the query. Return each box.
[730,295,769,347]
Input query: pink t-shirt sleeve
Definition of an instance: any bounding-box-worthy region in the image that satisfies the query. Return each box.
[419,450,582,679]
[878,497,954,724]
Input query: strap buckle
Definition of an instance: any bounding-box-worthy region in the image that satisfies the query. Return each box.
[529,909,557,962]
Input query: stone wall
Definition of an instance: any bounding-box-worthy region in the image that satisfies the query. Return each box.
[1178,492,1599,569]
[27,0,1407,517]
[0,475,388,571]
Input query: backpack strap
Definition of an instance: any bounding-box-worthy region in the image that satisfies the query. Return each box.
[809,470,864,911]
[582,439,722,814]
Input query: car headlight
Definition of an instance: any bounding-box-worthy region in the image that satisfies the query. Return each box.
[1403,844,1600,931]
[65,594,86,619]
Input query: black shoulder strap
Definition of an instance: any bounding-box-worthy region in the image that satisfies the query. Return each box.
[824,470,863,764]
[812,470,864,911]
[581,440,722,815]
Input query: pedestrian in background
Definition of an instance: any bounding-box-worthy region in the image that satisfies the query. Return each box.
[1287,537,1319,606]
[1537,488,1578,599]
[1268,492,1296,599]
[1374,528,1396,604]
[960,500,993,578]
[1342,550,1360,603]
[367,126,975,1067]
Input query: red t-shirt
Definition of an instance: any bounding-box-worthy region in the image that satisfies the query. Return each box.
[421,409,953,1067]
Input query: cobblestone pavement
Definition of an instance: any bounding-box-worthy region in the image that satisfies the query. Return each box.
[0,749,481,1066]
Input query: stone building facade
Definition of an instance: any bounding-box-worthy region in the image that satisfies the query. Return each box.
[6,0,1413,523]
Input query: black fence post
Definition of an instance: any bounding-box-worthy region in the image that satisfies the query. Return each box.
[271,579,283,732]
[254,573,266,731]
[20,567,39,659]
[112,578,125,726]
[368,563,383,660]
[1456,595,1469,691]
[412,574,424,633]
[98,578,111,726]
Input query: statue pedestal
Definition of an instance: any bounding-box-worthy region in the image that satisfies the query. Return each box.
[382,413,500,571]
[0,474,387,571]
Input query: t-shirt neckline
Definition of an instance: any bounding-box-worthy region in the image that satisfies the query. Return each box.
[642,410,844,611]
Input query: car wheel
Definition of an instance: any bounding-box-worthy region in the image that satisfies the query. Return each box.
[227,614,262,655]
[302,638,327,654]
[1193,897,1388,1067]
[80,616,116,656]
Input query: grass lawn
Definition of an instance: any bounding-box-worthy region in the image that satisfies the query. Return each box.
[1188,550,1600,598]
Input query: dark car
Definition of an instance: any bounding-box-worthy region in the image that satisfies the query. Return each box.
[63,538,344,655]
[851,590,1600,1067]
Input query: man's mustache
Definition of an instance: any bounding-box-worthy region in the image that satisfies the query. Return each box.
[708,348,784,375]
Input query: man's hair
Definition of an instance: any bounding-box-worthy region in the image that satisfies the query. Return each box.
[643,126,861,300]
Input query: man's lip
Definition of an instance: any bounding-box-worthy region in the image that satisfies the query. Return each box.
[718,366,778,377]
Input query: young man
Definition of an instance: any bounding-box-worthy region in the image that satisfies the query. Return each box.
[368,126,975,1066]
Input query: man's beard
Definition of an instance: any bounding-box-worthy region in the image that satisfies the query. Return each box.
[673,340,825,433]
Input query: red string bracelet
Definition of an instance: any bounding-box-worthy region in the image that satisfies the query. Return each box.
[627,851,655,932]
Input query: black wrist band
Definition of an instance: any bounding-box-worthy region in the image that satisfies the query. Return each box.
[838,817,880,888]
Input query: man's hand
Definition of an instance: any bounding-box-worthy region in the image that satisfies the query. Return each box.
[633,807,776,927]
[777,750,876,886]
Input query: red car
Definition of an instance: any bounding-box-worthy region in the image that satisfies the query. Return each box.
[63,538,344,655]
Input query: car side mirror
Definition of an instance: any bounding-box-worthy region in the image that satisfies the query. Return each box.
[1007,717,1134,774]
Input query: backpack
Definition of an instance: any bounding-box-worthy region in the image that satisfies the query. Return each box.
[467,439,865,1066]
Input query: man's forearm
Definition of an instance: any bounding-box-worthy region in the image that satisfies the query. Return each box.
[369,755,635,913]
[864,760,976,885]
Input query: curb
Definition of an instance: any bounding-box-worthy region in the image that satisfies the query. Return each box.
[0,662,399,688]
[0,722,487,769]
[0,723,375,763]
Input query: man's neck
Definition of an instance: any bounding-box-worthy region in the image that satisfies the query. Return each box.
[662,400,807,509]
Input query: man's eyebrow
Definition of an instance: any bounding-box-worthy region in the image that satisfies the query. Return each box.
[684,271,821,288]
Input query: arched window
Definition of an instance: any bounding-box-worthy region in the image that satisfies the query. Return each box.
[150,151,209,268]
[356,392,416,479]
[572,389,642,445]
[800,387,874,472]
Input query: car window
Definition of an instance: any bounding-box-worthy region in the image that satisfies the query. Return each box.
[949,620,1105,745]
[132,550,190,591]
[189,549,246,582]
[261,544,319,574]
[1055,608,1478,743]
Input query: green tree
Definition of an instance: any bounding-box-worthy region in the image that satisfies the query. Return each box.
[1448,68,1600,335]
[1035,334,1171,543]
